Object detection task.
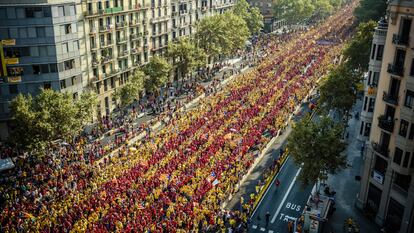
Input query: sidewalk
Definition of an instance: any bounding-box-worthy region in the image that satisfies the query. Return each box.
[323,99,380,233]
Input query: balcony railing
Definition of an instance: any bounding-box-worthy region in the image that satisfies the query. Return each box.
[392,34,409,46]
[372,142,389,157]
[392,183,408,197]
[387,63,404,76]
[383,91,399,106]
[378,115,395,132]
[116,37,127,44]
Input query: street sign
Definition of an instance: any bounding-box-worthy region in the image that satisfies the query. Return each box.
[5,58,19,65]
[1,39,16,46]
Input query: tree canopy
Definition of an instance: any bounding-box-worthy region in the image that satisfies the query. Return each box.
[342,20,376,73]
[232,0,264,35]
[142,56,172,92]
[114,70,145,106]
[166,37,206,79]
[354,0,387,23]
[195,12,250,58]
[287,115,347,186]
[10,89,97,152]
[319,63,360,115]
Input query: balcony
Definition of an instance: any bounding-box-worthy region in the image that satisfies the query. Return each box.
[116,21,127,29]
[105,7,123,14]
[378,115,395,132]
[130,34,140,40]
[101,56,113,64]
[116,37,127,44]
[372,142,389,157]
[151,16,169,23]
[383,91,399,106]
[392,34,409,46]
[129,20,140,26]
[92,59,99,67]
[131,48,140,54]
[99,24,114,32]
[118,50,129,57]
[89,27,97,34]
[387,63,404,76]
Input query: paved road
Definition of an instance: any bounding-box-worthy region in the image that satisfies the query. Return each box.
[249,156,313,233]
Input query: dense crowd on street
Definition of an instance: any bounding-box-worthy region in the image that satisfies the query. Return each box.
[0,1,357,232]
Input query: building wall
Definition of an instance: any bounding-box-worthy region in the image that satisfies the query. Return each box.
[357,1,414,233]
[0,0,236,139]
[357,20,387,142]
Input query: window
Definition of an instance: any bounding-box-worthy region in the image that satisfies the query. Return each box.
[60,80,66,89]
[64,24,72,34]
[63,42,69,53]
[69,5,76,15]
[0,8,6,19]
[50,63,58,73]
[39,46,47,56]
[18,28,27,38]
[71,76,77,85]
[410,58,414,76]
[359,121,364,135]
[73,92,78,100]
[9,85,18,94]
[399,120,409,137]
[403,152,411,168]
[376,45,384,60]
[43,82,51,89]
[58,6,65,16]
[36,27,46,37]
[409,124,414,140]
[40,64,49,73]
[364,123,371,137]
[372,72,379,86]
[393,147,403,165]
[371,44,376,59]
[368,98,375,112]
[25,7,42,18]
[64,59,75,70]
[32,65,40,74]
[404,90,414,108]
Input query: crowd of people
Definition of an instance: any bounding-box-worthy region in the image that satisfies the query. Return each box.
[0,1,356,232]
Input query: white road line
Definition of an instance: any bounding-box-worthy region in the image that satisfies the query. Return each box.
[251,156,291,217]
[270,167,302,223]
[260,227,266,231]
[252,225,258,229]
[269,230,274,233]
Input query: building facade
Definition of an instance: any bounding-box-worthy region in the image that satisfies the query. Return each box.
[0,0,235,139]
[356,1,414,233]
[357,18,388,141]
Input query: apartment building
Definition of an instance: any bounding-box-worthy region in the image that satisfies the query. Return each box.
[358,18,388,141]
[0,0,235,139]
[0,0,84,139]
[356,1,414,233]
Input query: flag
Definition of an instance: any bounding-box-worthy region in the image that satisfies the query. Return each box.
[137,202,145,210]
[212,179,220,186]
[207,172,216,182]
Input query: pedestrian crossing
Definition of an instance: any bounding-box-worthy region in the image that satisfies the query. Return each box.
[251,225,275,233]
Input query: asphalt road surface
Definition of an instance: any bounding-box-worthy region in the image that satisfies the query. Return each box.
[249,155,313,233]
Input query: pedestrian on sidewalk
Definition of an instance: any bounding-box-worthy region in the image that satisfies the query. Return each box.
[287,220,294,233]
[275,178,281,188]
[265,211,270,227]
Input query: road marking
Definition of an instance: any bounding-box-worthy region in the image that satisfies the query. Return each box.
[252,225,258,229]
[260,227,266,231]
[271,167,302,223]
[269,231,274,233]
[251,156,291,217]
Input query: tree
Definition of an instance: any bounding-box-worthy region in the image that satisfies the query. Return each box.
[287,115,347,187]
[142,56,172,92]
[114,70,145,106]
[354,0,387,23]
[233,0,264,35]
[319,63,360,115]
[273,0,315,24]
[195,13,249,59]
[313,0,334,19]
[166,37,206,81]
[10,89,97,152]
[342,21,376,72]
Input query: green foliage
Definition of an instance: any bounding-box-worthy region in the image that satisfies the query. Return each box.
[354,0,387,23]
[319,63,360,115]
[288,115,347,186]
[273,0,346,23]
[195,12,250,58]
[142,56,172,92]
[342,20,376,72]
[233,0,264,34]
[273,0,315,24]
[10,89,97,152]
[114,70,145,106]
[166,37,206,79]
